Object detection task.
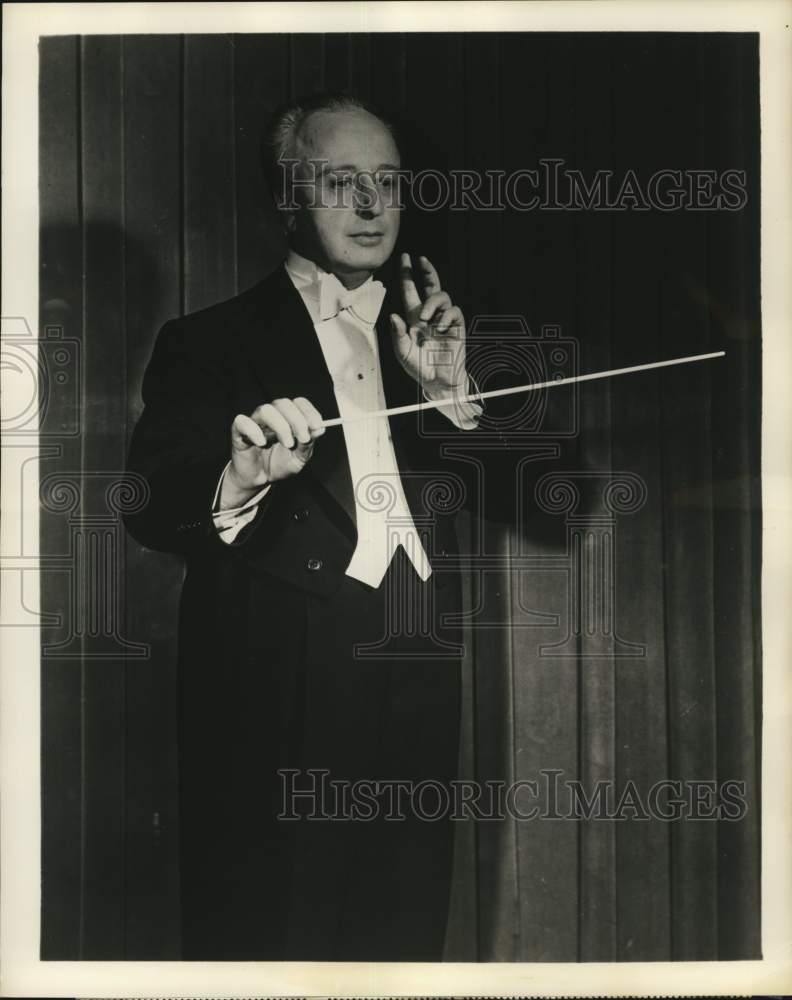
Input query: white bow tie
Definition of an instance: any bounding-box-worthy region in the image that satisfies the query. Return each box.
[319,270,386,325]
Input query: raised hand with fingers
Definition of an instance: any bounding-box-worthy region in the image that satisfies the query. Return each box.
[390,252,468,400]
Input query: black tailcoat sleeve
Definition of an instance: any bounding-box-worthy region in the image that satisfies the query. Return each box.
[124,315,235,554]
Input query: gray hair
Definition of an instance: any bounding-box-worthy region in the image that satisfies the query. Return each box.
[261,91,397,209]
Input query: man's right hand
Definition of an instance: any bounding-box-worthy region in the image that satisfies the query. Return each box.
[220,397,325,510]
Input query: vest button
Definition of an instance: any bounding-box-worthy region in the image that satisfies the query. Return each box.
[292,507,309,521]
[306,557,323,572]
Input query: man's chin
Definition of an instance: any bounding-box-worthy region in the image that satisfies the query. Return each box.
[341,248,393,274]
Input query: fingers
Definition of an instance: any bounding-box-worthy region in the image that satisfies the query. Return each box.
[390,312,414,360]
[293,396,326,439]
[399,252,422,312]
[418,255,442,295]
[401,251,448,316]
[434,304,464,335]
[272,397,314,445]
[419,291,452,325]
[232,413,267,450]
[249,397,325,452]
[249,403,295,449]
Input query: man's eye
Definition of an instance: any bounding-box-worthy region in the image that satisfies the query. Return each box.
[329,174,353,188]
[377,174,395,188]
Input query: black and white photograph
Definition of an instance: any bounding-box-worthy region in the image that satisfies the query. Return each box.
[1,1,790,996]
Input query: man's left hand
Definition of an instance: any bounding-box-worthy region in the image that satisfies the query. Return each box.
[390,253,468,401]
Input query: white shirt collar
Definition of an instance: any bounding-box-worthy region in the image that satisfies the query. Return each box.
[284,249,386,325]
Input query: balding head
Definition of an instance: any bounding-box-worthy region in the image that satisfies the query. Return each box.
[262,92,398,207]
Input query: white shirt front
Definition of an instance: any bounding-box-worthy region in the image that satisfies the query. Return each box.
[212,251,480,587]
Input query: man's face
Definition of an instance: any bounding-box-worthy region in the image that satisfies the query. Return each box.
[287,108,401,288]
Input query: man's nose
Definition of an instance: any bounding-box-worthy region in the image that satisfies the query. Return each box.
[353,176,383,217]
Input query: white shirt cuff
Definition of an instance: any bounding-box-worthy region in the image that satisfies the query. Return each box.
[212,462,272,544]
[422,372,484,430]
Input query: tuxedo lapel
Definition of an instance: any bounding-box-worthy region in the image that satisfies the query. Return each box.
[237,265,357,529]
[376,309,453,535]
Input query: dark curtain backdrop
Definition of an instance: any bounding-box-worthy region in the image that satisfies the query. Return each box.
[39,32,761,961]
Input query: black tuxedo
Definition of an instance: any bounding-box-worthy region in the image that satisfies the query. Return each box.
[124,264,480,960]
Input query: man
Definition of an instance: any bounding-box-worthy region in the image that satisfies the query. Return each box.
[124,92,485,962]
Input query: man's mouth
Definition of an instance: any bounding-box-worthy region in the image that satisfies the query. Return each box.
[349,231,384,244]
